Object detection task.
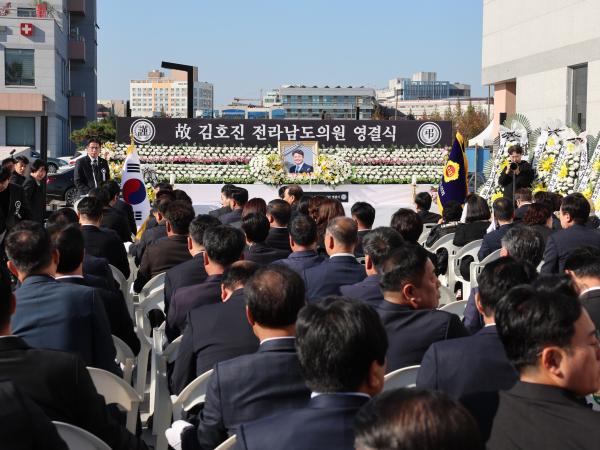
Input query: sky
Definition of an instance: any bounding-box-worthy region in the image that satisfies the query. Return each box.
[97,0,485,106]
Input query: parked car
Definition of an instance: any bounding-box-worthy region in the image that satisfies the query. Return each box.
[30,151,69,174]
[46,167,78,206]
[58,150,86,167]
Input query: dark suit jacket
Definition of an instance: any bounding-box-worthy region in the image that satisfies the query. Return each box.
[541,224,600,273]
[113,198,137,235]
[11,275,120,375]
[220,208,242,225]
[339,274,383,305]
[462,288,484,335]
[497,160,534,200]
[453,221,491,247]
[472,382,600,449]
[0,183,31,235]
[418,210,441,224]
[477,223,514,260]
[134,234,192,293]
[303,255,366,301]
[581,289,600,329]
[273,250,325,275]
[375,300,469,372]
[0,336,146,450]
[289,163,313,173]
[9,171,26,186]
[265,227,292,254]
[130,221,167,266]
[243,242,290,266]
[236,394,369,450]
[530,223,554,242]
[57,276,140,355]
[209,205,231,219]
[416,325,517,399]
[74,156,110,196]
[354,229,371,258]
[167,274,224,341]
[164,253,208,315]
[81,224,130,279]
[170,289,259,394]
[0,379,69,450]
[22,176,45,223]
[514,203,531,221]
[101,206,132,243]
[83,253,117,290]
[181,338,310,450]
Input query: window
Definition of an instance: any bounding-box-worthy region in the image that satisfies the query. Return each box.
[569,64,587,130]
[5,49,34,86]
[6,117,35,147]
[17,7,36,17]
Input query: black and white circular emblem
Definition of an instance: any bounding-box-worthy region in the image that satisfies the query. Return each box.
[130,119,156,144]
[417,122,442,146]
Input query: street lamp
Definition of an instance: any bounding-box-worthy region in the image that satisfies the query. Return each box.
[161,61,194,119]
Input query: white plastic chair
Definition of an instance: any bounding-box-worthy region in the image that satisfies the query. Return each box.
[383,365,420,390]
[112,335,136,385]
[418,223,436,245]
[451,239,483,297]
[139,272,166,302]
[109,264,134,319]
[86,367,142,434]
[470,249,502,289]
[134,287,165,397]
[439,299,468,319]
[215,435,237,450]
[52,421,111,450]
[428,233,459,286]
[171,369,214,421]
[438,285,456,307]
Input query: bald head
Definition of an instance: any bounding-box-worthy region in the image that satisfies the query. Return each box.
[325,216,357,255]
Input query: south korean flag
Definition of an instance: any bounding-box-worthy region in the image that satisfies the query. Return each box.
[120,144,151,228]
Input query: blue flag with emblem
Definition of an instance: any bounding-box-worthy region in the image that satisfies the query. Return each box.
[437,131,468,211]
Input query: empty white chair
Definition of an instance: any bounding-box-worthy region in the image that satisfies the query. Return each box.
[383,365,420,390]
[109,264,135,319]
[470,249,502,290]
[439,299,468,319]
[451,239,483,297]
[52,422,111,450]
[112,335,136,385]
[87,367,142,434]
[215,435,237,450]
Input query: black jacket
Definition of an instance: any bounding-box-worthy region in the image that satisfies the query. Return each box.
[101,206,132,242]
[113,198,137,235]
[74,156,110,196]
[0,183,31,235]
[22,176,45,223]
[498,160,534,199]
[243,242,290,266]
[164,253,208,315]
[264,227,292,254]
[80,224,130,279]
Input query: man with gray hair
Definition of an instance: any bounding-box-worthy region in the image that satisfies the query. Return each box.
[463,225,545,334]
[303,216,366,301]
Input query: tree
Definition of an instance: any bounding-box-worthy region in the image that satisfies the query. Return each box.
[430,105,442,121]
[70,116,116,149]
[406,108,415,120]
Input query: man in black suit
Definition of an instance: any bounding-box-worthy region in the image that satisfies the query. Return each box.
[74,138,110,197]
[351,201,375,258]
[390,208,439,275]
[288,148,313,173]
[22,159,47,224]
[235,296,387,450]
[209,184,235,219]
[478,197,514,260]
[134,200,195,293]
[513,188,532,221]
[340,227,403,305]
[465,285,600,447]
[265,199,292,253]
[10,155,28,186]
[89,186,132,243]
[220,187,247,225]
[167,225,245,341]
[273,213,324,274]
[0,273,147,449]
[415,191,441,224]
[375,242,469,372]
[417,257,529,398]
[105,180,137,236]
[242,213,290,266]
[49,223,140,355]
[164,214,221,314]
[541,193,600,273]
[167,265,310,450]
[497,144,534,201]
[130,195,172,265]
[6,221,120,375]
[565,248,600,329]
[304,216,366,301]
[282,184,303,216]
[170,261,260,394]
[0,166,31,237]
[78,196,130,279]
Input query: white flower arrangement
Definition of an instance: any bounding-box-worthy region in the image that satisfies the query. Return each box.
[248,153,287,186]
[535,133,564,190]
[548,131,587,195]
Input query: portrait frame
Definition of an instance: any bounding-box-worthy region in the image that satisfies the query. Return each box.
[279,140,319,175]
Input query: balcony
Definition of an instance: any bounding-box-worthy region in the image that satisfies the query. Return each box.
[68,0,86,15]
[69,92,86,117]
[68,34,86,61]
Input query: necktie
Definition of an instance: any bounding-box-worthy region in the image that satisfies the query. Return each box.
[296,165,300,173]
[91,159,99,187]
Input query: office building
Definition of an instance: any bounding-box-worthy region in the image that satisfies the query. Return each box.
[377,72,471,103]
[129,68,213,118]
[97,99,126,119]
[0,0,97,156]
[482,0,600,133]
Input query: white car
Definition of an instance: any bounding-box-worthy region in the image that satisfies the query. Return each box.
[59,150,86,166]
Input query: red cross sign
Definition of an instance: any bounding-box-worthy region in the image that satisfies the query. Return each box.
[20,23,33,37]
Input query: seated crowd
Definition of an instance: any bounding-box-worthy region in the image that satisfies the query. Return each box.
[2,178,600,450]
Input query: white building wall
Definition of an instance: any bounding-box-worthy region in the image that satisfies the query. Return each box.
[587,60,600,133]
[516,68,569,128]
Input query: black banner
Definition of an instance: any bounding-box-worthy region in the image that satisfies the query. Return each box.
[303,191,350,203]
[117,118,452,148]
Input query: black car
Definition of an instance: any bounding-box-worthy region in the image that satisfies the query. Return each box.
[46,167,78,206]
